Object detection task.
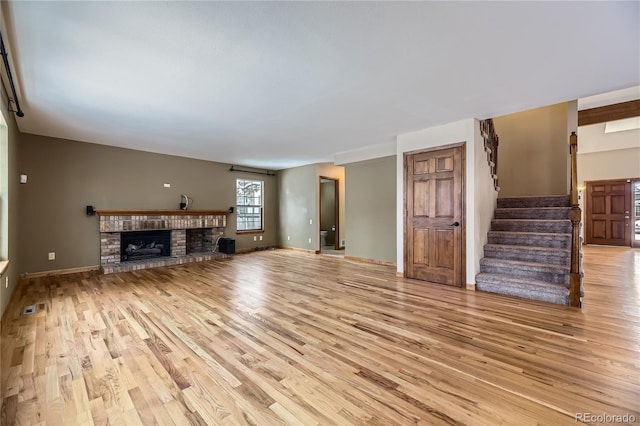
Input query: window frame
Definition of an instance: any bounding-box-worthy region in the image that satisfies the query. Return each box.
[235,178,264,234]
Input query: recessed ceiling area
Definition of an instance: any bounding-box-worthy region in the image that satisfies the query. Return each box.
[578,122,640,155]
[577,85,640,154]
[1,1,638,169]
[604,117,640,134]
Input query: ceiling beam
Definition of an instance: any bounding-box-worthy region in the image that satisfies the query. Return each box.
[578,99,640,126]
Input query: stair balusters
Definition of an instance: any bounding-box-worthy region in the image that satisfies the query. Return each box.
[569,132,583,308]
[480,119,499,190]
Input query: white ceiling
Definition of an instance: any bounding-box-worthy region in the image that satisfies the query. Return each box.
[578,86,640,110]
[2,1,639,170]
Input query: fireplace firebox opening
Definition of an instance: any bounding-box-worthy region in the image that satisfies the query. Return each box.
[121,230,171,262]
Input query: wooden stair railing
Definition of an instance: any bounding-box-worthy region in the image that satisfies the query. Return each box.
[569,131,582,308]
[480,119,499,190]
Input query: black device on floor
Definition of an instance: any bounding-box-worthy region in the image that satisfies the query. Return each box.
[218,238,235,254]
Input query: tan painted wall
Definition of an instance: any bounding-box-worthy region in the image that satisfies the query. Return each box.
[0,83,21,320]
[277,164,317,250]
[17,134,279,274]
[344,156,396,263]
[578,148,640,185]
[277,163,345,251]
[494,102,570,197]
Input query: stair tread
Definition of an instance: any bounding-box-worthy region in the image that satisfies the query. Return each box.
[492,219,570,222]
[476,273,569,292]
[491,219,572,234]
[480,257,570,272]
[499,195,569,199]
[497,196,571,208]
[484,244,569,253]
[494,207,572,220]
[496,207,571,210]
[488,231,571,237]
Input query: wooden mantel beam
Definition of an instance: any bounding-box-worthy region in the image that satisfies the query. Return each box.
[94,209,229,216]
[578,99,640,127]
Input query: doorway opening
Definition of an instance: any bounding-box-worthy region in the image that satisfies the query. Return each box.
[319,177,342,256]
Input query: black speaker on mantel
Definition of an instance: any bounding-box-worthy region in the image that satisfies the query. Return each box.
[218,238,235,254]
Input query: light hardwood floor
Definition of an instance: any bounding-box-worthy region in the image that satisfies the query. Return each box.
[1,246,639,425]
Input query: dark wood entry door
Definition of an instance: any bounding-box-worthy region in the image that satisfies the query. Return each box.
[586,179,631,246]
[405,145,464,287]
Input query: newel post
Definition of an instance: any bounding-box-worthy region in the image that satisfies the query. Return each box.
[569,132,582,308]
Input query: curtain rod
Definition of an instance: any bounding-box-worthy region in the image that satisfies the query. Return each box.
[0,30,23,117]
[229,165,276,176]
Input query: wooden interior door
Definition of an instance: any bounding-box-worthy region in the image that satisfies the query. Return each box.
[405,145,464,287]
[586,179,631,246]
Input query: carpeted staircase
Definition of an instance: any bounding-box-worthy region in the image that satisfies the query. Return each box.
[476,195,579,305]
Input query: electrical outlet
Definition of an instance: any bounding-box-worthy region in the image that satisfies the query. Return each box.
[253,236,257,241]
[48,252,55,261]
[308,238,312,244]
[309,219,313,225]
[259,235,263,241]
[5,276,8,289]
[287,236,290,241]
[163,183,171,188]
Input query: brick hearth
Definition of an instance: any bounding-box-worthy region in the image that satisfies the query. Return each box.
[97,210,229,274]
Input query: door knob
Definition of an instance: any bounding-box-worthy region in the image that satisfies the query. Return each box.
[451,221,460,227]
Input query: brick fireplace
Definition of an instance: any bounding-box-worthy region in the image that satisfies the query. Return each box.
[97,210,229,274]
